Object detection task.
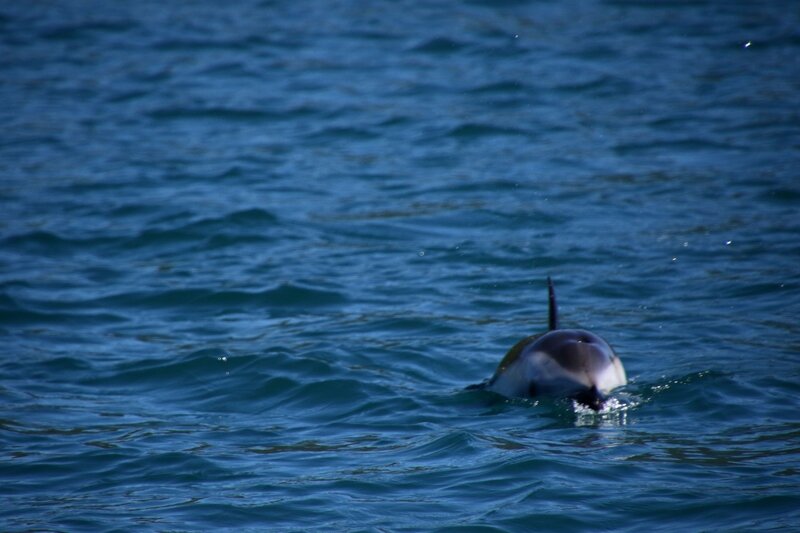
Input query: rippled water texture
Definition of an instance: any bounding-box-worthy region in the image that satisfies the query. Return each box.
[2,1,800,531]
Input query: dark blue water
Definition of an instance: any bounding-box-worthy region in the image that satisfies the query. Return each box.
[2,1,800,531]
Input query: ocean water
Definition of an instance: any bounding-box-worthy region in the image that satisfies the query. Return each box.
[2,0,800,531]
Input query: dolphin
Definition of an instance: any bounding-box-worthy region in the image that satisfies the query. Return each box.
[471,277,627,411]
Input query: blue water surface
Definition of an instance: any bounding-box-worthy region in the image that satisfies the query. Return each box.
[2,1,800,531]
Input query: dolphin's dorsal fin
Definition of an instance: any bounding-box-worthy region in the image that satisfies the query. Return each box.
[547,276,559,331]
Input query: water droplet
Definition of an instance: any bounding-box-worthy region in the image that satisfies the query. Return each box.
[418,250,425,257]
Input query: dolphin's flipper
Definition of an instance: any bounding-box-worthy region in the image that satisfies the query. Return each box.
[547,276,558,331]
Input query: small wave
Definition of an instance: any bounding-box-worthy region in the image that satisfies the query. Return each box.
[111,451,235,484]
[553,73,634,95]
[409,37,469,54]
[614,137,741,155]
[468,80,529,94]
[126,208,279,248]
[151,35,265,52]
[147,107,279,122]
[0,291,126,326]
[94,282,346,312]
[215,208,279,226]
[444,123,532,139]
[1,230,113,255]
[759,188,800,204]
[404,430,479,461]
[89,347,234,388]
[0,306,125,326]
[304,126,379,141]
[639,370,767,419]
[0,134,64,148]
[40,20,136,41]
